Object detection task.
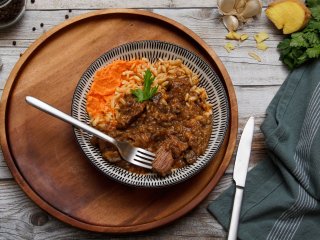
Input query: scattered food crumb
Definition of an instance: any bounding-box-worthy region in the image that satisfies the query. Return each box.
[40,23,44,27]
[226,31,241,40]
[68,9,72,13]
[254,32,269,43]
[256,42,268,51]
[12,40,16,46]
[225,31,234,39]
[240,34,249,41]
[226,31,249,42]
[32,27,36,31]
[224,42,236,53]
[65,15,69,19]
[248,52,262,62]
[224,30,269,59]
[31,0,35,3]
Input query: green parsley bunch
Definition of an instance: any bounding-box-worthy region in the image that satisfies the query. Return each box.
[277,0,320,69]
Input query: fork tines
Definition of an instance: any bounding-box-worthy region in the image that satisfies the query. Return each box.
[132,148,155,169]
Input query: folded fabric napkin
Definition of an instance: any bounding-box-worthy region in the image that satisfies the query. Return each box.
[208,60,320,240]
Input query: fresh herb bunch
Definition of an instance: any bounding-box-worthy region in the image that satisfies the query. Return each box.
[132,69,158,102]
[277,0,320,69]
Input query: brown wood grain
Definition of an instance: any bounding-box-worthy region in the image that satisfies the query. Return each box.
[0,9,238,233]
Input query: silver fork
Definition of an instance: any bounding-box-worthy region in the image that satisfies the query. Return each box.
[25,96,155,169]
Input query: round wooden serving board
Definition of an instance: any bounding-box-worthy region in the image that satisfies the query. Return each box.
[0,9,238,233]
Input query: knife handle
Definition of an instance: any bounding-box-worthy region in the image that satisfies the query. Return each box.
[227,186,244,240]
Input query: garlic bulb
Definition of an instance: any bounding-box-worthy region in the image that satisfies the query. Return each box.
[223,15,239,31]
[237,0,263,22]
[217,0,237,14]
[217,0,262,30]
[235,0,246,13]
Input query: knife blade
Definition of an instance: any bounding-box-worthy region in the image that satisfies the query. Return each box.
[227,116,255,240]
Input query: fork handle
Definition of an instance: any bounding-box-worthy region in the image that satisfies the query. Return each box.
[25,96,117,146]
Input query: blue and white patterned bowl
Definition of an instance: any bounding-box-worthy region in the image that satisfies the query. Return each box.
[72,40,229,187]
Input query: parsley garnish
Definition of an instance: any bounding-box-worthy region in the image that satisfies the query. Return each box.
[278,0,320,69]
[131,69,158,102]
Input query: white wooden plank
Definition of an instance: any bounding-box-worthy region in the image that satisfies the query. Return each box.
[25,0,217,10]
[223,62,288,86]
[24,0,270,10]
[0,50,21,89]
[236,85,279,117]
[0,151,12,179]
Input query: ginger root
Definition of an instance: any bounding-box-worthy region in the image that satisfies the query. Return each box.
[265,0,311,34]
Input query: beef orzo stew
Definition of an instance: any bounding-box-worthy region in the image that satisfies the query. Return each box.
[86,58,212,176]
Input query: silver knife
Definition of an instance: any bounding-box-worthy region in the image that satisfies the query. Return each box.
[227,116,255,240]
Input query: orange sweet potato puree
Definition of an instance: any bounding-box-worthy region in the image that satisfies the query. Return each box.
[86,59,145,124]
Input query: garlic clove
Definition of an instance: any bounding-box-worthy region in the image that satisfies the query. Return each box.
[223,15,239,31]
[217,0,237,15]
[238,0,263,22]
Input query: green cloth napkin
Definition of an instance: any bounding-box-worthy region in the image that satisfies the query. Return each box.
[208,60,320,240]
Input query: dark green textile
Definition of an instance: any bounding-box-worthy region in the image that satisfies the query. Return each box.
[208,60,320,240]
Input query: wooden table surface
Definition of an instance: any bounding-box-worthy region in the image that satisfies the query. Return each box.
[0,0,288,239]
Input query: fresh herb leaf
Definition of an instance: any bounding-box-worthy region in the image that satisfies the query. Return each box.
[306,19,320,31]
[311,6,320,20]
[305,32,320,45]
[277,0,320,69]
[306,0,320,8]
[131,89,145,102]
[307,46,320,58]
[131,69,158,102]
[290,33,309,47]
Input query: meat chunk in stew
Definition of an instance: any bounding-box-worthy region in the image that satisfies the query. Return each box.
[152,143,174,176]
[116,95,146,129]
